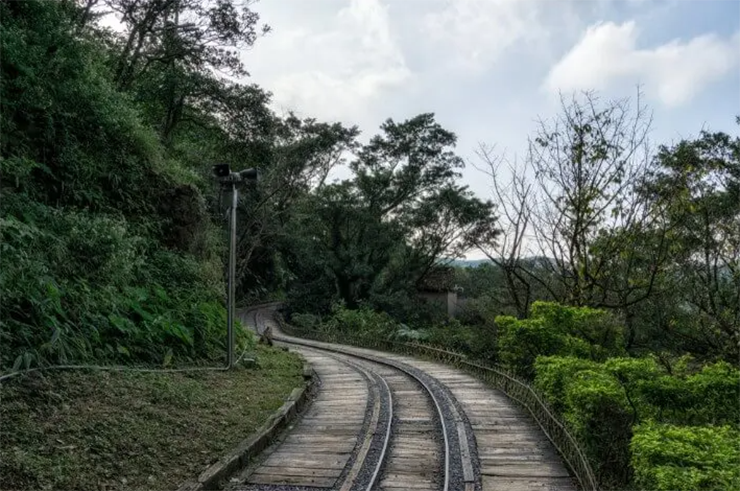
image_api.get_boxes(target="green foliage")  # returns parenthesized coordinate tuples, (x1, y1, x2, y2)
(0, 192, 242, 368)
(455, 294, 500, 326)
(422, 319, 498, 361)
(0, 0, 169, 214)
(638, 361, 740, 426)
(631, 423, 740, 491)
(394, 324, 430, 342)
(322, 305, 399, 342)
(281, 113, 498, 313)
(290, 313, 322, 330)
(645, 128, 740, 359)
(535, 355, 740, 487)
(534, 357, 601, 413)
(534, 355, 653, 485)
(496, 302, 624, 378)
(0, 0, 232, 370)
(562, 367, 635, 486)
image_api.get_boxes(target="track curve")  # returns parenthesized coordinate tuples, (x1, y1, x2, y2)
(236, 307, 578, 491)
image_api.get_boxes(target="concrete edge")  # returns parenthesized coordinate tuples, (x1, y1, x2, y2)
(175, 363, 317, 491)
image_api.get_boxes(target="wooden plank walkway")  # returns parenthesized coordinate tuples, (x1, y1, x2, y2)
(290, 343, 577, 491)
(239, 309, 578, 491)
(245, 350, 369, 488)
(409, 365, 575, 491)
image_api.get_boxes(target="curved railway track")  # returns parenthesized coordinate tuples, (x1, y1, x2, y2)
(232, 308, 576, 491)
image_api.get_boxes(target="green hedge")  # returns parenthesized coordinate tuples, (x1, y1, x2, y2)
(496, 302, 625, 378)
(534, 355, 740, 489)
(631, 423, 740, 491)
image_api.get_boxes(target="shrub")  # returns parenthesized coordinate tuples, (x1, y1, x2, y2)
(637, 361, 740, 426)
(534, 356, 661, 486)
(534, 356, 600, 412)
(0, 193, 231, 369)
(496, 302, 625, 378)
(562, 367, 635, 486)
(393, 324, 430, 342)
(420, 319, 498, 361)
(290, 313, 321, 330)
(631, 423, 740, 491)
(323, 305, 398, 342)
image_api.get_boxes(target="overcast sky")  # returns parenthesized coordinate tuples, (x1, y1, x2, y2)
(237, 0, 738, 259)
(241, 1, 738, 162)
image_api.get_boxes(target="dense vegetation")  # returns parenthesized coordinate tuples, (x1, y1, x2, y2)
(1, 1, 737, 490)
(0, 0, 355, 369)
(284, 92, 740, 490)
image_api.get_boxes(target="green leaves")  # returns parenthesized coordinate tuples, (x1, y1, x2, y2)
(640, 126, 740, 359)
(631, 423, 740, 491)
(534, 354, 740, 489)
(495, 302, 624, 378)
(282, 114, 497, 314)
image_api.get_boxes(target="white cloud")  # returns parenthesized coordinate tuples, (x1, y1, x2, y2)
(544, 21, 740, 107)
(422, 0, 544, 70)
(246, 0, 412, 125)
(420, 0, 632, 71)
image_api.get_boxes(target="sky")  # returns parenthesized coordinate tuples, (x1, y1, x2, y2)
(238, 0, 739, 258)
(241, 1, 738, 157)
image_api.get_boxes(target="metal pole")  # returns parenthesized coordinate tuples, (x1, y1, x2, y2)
(227, 182, 237, 368)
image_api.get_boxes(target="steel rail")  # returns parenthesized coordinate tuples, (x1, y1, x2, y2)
(367, 372, 393, 491)
(276, 334, 451, 491)
(306, 348, 394, 491)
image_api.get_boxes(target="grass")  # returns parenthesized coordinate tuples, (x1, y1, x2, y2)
(0, 344, 305, 491)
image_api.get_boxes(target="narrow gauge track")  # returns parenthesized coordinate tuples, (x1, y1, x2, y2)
(238, 308, 574, 491)
(270, 338, 478, 491)
(231, 311, 458, 491)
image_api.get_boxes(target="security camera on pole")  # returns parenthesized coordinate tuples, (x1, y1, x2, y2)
(212, 164, 259, 368)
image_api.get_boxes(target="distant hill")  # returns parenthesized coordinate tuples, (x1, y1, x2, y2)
(445, 259, 492, 268)
(443, 256, 557, 269)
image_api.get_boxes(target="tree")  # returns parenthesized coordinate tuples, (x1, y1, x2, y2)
(284, 114, 499, 313)
(642, 126, 740, 359)
(234, 116, 360, 300)
(95, 0, 268, 142)
(473, 147, 539, 318)
(476, 90, 669, 321)
(103, 0, 268, 89)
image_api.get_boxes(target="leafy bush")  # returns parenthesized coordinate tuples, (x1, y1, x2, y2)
(538, 357, 664, 486)
(0, 197, 237, 369)
(0, 0, 234, 371)
(534, 355, 740, 488)
(393, 324, 430, 342)
(420, 319, 498, 361)
(290, 313, 322, 330)
(454, 295, 498, 327)
(423, 319, 476, 353)
(496, 302, 625, 378)
(368, 291, 448, 327)
(637, 361, 740, 426)
(534, 356, 601, 412)
(631, 423, 740, 491)
(535, 356, 656, 485)
(322, 305, 398, 342)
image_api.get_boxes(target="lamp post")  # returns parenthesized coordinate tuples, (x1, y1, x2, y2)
(212, 164, 258, 368)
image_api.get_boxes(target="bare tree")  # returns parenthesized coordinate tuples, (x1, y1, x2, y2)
(476, 89, 670, 321)
(472, 146, 541, 318)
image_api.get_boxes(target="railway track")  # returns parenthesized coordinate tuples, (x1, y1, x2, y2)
(232, 308, 576, 491)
